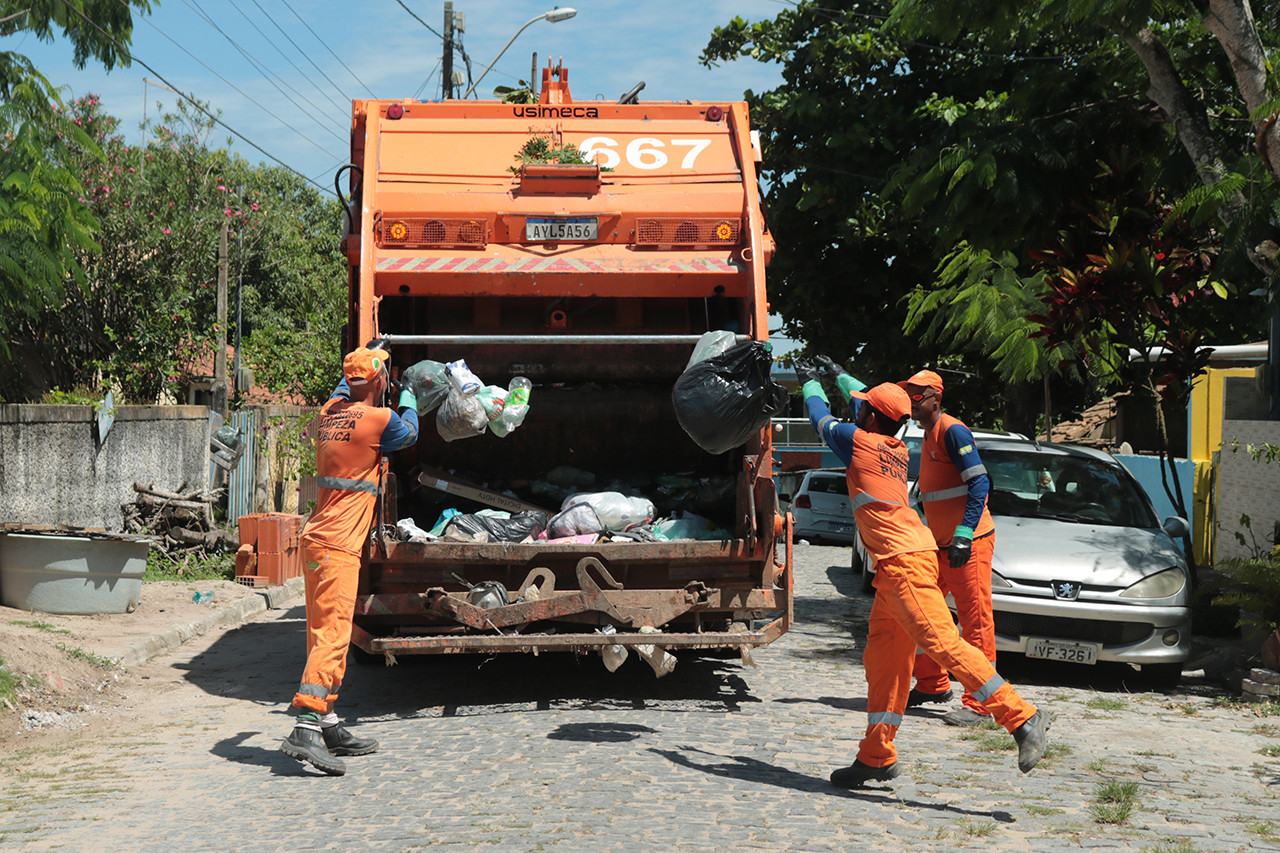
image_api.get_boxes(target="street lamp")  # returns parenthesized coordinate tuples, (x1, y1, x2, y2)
(462, 7, 577, 99)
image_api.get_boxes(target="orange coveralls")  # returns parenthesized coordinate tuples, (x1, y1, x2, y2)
(850, 428, 1036, 768)
(912, 412, 998, 715)
(291, 389, 411, 714)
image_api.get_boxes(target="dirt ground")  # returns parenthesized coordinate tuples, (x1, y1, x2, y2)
(0, 579, 265, 749)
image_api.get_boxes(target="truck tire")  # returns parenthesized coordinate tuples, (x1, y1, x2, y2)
(860, 563, 875, 595)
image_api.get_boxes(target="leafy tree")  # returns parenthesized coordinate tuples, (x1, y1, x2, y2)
(0, 95, 345, 404)
(0, 0, 151, 374)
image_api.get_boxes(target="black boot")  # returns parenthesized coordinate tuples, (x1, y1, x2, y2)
(1013, 710, 1051, 773)
(905, 688, 952, 708)
(281, 726, 346, 776)
(830, 759, 901, 788)
(323, 723, 379, 756)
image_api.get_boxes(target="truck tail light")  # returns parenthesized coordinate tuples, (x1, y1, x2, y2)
(633, 218, 741, 247)
(377, 216, 488, 248)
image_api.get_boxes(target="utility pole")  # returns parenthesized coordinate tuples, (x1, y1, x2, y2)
(442, 2, 454, 99)
(213, 221, 229, 416)
(233, 185, 244, 406)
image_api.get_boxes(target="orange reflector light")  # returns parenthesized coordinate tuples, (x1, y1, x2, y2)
(634, 218, 742, 247)
(377, 216, 488, 248)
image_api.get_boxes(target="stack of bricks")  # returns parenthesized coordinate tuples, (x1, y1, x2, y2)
(1242, 668, 1280, 703)
(235, 512, 305, 587)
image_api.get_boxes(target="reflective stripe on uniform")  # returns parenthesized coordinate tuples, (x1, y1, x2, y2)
(297, 682, 329, 698)
(851, 492, 903, 509)
(958, 463, 987, 482)
(316, 476, 379, 494)
(973, 673, 1005, 704)
(817, 414, 838, 434)
(867, 710, 903, 727)
(919, 484, 968, 503)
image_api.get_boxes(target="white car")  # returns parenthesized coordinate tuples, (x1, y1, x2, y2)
(785, 469, 857, 545)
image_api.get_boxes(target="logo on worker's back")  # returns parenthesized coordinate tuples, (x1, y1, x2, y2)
(513, 105, 600, 118)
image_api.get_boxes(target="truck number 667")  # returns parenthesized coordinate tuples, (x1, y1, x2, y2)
(578, 137, 712, 171)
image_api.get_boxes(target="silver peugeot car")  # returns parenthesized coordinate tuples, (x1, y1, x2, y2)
(976, 436, 1192, 687)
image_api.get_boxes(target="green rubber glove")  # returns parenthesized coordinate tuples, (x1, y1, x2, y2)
(398, 387, 417, 411)
(801, 380, 828, 405)
(835, 373, 867, 397)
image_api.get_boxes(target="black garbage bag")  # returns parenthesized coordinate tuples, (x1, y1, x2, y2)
(672, 341, 787, 455)
(444, 510, 548, 543)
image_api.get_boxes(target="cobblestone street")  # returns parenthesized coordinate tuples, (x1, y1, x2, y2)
(2, 545, 1278, 852)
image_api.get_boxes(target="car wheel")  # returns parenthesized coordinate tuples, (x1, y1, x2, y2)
(1139, 662, 1182, 689)
(860, 564, 875, 595)
(851, 546, 864, 574)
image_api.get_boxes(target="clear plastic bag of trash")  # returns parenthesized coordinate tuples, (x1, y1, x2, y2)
(445, 359, 482, 395)
(651, 511, 730, 541)
(401, 359, 450, 415)
(560, 491, 655, 533)
(436, 384, 489, 442)
(395, 517, 435, 543)
(599, 624, 628, 672)
(546, 503, 604, 538)
(477, 385, 508, 433)
(685, 330, 740, 370)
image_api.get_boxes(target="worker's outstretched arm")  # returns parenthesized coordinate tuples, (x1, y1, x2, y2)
(796, 360, 857, 467)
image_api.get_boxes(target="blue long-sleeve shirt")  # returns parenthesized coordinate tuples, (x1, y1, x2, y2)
(329, 378, 418, 451)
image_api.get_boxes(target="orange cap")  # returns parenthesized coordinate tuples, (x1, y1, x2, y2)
(897, 369, 944, 394)
(851, 382, 911, 422)
(343, 347, 389, 385)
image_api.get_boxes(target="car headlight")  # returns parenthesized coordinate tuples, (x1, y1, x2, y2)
(1118, 567, 1186, 599)
(991, 570, 1012, 589)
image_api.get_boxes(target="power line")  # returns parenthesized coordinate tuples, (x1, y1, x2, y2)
(281, 0, 376, 97)
(393, 0, 444, 40)
(184, 0, 348, 146)
(58, 0, 333, 195)
(413, 58, 442, 101)
(227, 0, 349, 115)
(247, 0, 352, 108)
(121, 1, 338, 162)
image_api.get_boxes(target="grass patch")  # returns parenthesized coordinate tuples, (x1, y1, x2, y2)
(0, 658, 17, 706)
(10, 619, 71, 634)
(1145, 841, 1198, 853)
(1091, 780, 1139, 824)
(1259, 743, 1280, 758)
(144, 548, 235, 582)
(956, 818, 997, 837)
(1252, 723, 1280, 737)
(55, 643, 118, 670)
(1086, 696, 1127, 711)
(1247, 821, 1280, 843)
(1209, 696, 1280, 715)
(1024, 804, 1064, 816)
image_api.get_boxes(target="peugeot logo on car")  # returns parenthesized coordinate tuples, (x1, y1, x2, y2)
(1053, 581, 1082, 601)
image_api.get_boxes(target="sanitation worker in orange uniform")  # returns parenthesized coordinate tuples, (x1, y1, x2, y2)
(280, 343, 418, 776)
(796, 360, 1049, 786)
(897, 368, 1000, 727)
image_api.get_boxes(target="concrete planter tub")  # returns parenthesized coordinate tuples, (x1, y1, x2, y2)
(0, 533, 147, 614)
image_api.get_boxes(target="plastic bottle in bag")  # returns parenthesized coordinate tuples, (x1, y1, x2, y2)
(445, 359, 481, 395)
(490, 376, 532, 437)
(478, 385, 507, 429)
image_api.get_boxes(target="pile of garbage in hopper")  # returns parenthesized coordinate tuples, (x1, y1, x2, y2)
(393, 465, 736, 546)
(392, 332, 788, 546)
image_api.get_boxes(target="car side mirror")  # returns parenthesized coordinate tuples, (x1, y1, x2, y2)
(1161, 516, 1190, 538)
(778, 493, 791, 503)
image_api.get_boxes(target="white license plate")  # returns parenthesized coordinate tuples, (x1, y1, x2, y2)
(1026, 638, 1100, 665)
(526, 217, 598, 241)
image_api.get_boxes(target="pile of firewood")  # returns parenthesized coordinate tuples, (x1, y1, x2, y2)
(122, 481, 238, 556)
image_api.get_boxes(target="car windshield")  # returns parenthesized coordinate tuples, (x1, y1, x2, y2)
(980, 447, 1159, 528)
(904, 436, 921, 481)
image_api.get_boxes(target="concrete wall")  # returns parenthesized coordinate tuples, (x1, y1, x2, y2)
(0, 404, 210, 532)
(1214, 419, 1280, 562)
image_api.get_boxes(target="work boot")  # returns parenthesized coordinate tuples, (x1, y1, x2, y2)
(1013, 710, 1051, 774)
(906, 687, 952, 708)
(323, 723, 379, 756)
(829, 760, 901, 788)
(281, 726, 346, 776)
(942, 707, 991, 727)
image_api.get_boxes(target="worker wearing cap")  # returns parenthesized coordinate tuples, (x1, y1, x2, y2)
(280, 343, 418, 776)
(796, 359, 1048, 786)
(898, 369, 999, 727)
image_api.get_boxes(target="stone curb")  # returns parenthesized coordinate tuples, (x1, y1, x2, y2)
(108, 576, 306, 669)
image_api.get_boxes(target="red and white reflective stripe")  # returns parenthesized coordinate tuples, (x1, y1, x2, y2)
(376, 256, 743, 274)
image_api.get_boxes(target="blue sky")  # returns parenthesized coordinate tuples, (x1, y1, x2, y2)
(12, 0, 788, 190)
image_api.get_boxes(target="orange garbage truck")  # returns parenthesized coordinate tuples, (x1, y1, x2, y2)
(338, 63, 792, 669)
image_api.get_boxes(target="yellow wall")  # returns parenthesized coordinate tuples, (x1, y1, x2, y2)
(1189, 366, 1259, 462)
